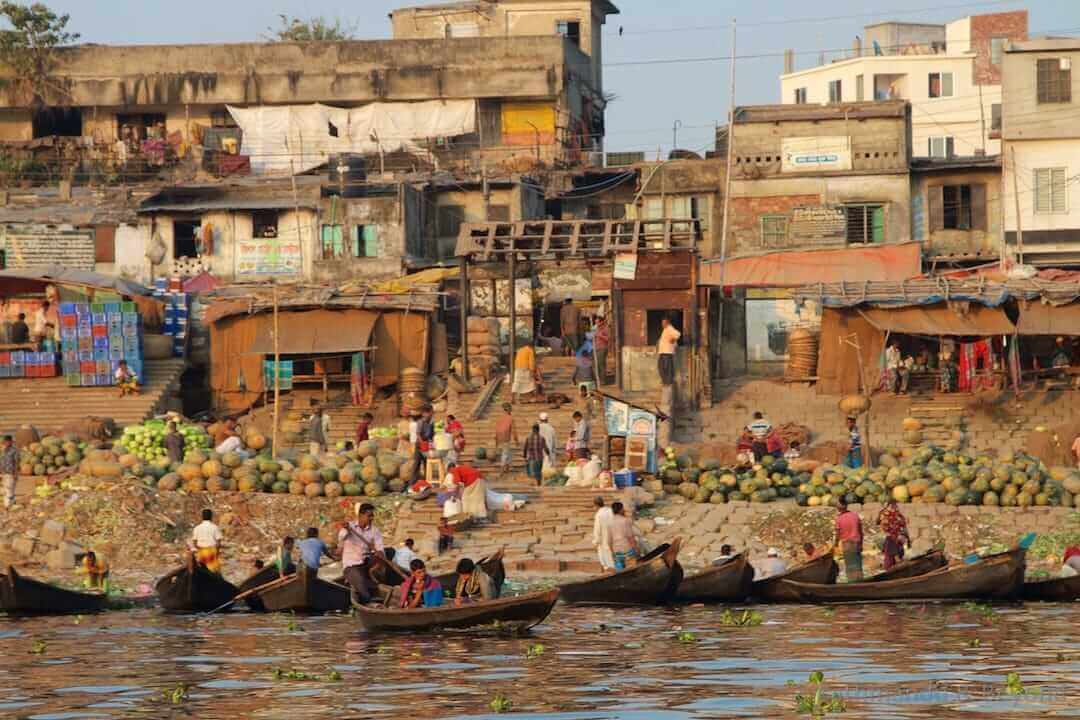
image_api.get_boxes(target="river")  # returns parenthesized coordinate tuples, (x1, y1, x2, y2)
(1, 600, 1078, 719)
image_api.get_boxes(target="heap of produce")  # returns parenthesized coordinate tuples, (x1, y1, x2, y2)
(19, 435, 87, 476)
(656, 445, 1080, 508)
(115, 420, 212, 463)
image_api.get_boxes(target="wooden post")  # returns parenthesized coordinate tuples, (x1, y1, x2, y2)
(460, 256, 470, 381)
(271, 282, 280, 460)
(613, 287, 624, 390)
(689, 253, 699, 408)
(508, 244, 517, 389)
(1010, 146, 1023, 265)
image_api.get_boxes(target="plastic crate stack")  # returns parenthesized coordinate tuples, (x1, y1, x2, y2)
(58, 301, 143, 387)
(155, 276, 189, 357)
(0, 350, 56, 378)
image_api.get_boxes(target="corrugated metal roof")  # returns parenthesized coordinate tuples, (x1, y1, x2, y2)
(138, 178, 322, 214)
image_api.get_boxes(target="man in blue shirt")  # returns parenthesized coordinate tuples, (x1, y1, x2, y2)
(297, 527, 333, 570)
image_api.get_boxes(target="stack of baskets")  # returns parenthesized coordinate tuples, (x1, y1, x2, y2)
(464, 316, 502, 383)
(785, 328, 819, 380)
(400, 367, 428, 414)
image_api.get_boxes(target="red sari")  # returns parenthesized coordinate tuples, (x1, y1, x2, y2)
(878, 503, 910, 570)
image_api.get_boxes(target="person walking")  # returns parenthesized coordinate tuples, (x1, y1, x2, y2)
(337, 503, 388, 605)
(512, 343, 537, 402)
(845, 416, 863, 469)
(537, 412, 557, 471)
(877, 499, 911, 570)
(560, 298, 581, 355)
(835, 498, 864, 582)
(494, 403, 518, 475)
(1, 435, 19, 509)
(591, 496, 615, 571)
(593, 316, 610, 385)
(410, 406, 435, 485)
(571, 346, 593, 387)
(572, 410, 591, 460)
(523, 423, 548, 486)
(656, 315, 681, 387)
(308, 408, 330, 456)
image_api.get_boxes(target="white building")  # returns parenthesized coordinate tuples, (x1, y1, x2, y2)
(780, 11, 1028, 159)
(1002, 39, 1080, 266)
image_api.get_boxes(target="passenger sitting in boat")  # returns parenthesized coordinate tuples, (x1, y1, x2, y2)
(454, 558, 496, 606)
(1061, 546, 1080, 578)
(79, 550, 109, 591)
(755, 548, 788, 579)
(394, 538, 419, 571)
(269, 536, 297, 578)
(400, 559, 444, 609)
(298, 527, 333, 571)
(191, 508, 224, 574)
(608, 502, 640, 571)
(712, 544, 735, 566)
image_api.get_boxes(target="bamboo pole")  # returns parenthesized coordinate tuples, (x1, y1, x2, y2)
(272, 282, 280, 460)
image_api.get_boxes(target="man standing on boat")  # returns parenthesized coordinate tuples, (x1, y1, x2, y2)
(338, 503, 387, 605)
(191, 508, 224, 574)
(835, 498, 864, 581)
(591, 496, 615, 571)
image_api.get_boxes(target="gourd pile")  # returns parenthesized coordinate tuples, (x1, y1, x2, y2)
(115, 420, 214, 463)
(19, 435, 87, 476)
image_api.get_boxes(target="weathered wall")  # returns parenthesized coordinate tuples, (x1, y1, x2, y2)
(970, 11, 1028, 86)
(912, 166, 1001, 260)
(95, 223, 151, 283)
(313, 190, 409, 282)
(1002, 43, 1080, 142)
(0, 109, 32, 141)
(1003, 138, 1080, 254)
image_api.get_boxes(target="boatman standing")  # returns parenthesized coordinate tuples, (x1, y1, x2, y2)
(191, 508, 224, 574)
(835, 498, 864, 582)
(338, 502, 388, 605)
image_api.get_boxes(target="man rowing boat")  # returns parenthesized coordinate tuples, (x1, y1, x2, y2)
(454, 558, 496, 606)
(338, 503, 390, 604)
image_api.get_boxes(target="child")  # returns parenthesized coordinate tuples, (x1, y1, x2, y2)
(115, 360, 140, 397)
(437, 517, 454, 554)
(565, 430, 576, 463)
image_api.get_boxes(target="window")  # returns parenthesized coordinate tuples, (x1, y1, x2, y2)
(321, 224, 344, 259)
(354, 225, 379, 257)
(586, 203, 627, 220)
(690, 196, 710, 231)
(446, 22, 479, 38)
(437, 205, 465, 237)
(116, 113, 166, 141)
(760, 215, 788, 247)
(252, 210, 279, 238)
(1037, 58, 1072, 104)
(32, 107, 82, 138)
(173, 220, 200, 259)
(670, 197, 690, 219)
(943, 185, 972, 230)
(487, 204, 510, 222)
(844, 204, 885, 243)
(794, 87, 807, 104)
(990, 37, 1006, 67)
(928, 136, 955, 159)
(930, 184, 987, 231)
(828, 80, 842, 103)
(556, 20, 581, 47)
(646, 310, 683, 346)
(856, 75, 864, 102)
(1034, 167, 1068, 214)
(928, 72, 954, 98)
(991, 103, 1002, 133)
(644, 197, 663, 219)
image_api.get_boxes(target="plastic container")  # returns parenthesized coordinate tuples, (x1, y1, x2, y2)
(613, 469, 641, 489)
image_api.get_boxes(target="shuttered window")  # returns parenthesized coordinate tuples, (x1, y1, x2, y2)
(928, 184, 988, 232)
(844, 204, 885, 243)
(94, 225, 116, 263)
(1037, 58, 1072, 104)
(1034, 167, 1068, 214)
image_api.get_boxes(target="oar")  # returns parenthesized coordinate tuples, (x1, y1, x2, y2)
(201, 573, 296, 616)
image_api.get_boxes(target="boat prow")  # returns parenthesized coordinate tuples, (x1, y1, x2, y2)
(558, 538, 683, 605)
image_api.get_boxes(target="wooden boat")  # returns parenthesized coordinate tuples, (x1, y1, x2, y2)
(865, 549, 948, 583)
(1022, 573, 1080, 602)
(673, 552, 753, 603)
(751, 553, 839, 602)
(559, 539, 682, 605)
(247, 564, 351, 613)
(782, 547, 1027, 603)
(235, 565, 294, 611)
(155, 554, 239, 613)
(435, 548, 507, 598)
(353, 588, 559, 633)
(0, 566, 106, 615)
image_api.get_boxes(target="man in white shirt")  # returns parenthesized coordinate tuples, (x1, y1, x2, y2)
(394, 538, 419, 571)
(337, 502, 387, 604)
(191, 508, 224, 574)
(591, 496, 615, 571)
(537, 412, 557, 471)
(712, 544, 736, 566)
(215, 434, 249, 459)
(656, 315, 681, 387)
(754, 547, 788, 579)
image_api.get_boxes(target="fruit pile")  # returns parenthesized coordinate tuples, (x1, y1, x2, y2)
(657, 448, 799, 505)
(19, 435, 86, 476)
(115, 420, 212, 463)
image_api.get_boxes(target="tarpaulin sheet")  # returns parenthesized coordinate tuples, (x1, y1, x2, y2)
(700, 242, 922, 288)
(228, 101, 477, 175)
(247, 309, 378, 354)
(1016, 302, 1080, 335)
(859, 305, 1016, 336)
(0, 266, 153, 297)
(816, 308, 885, 396)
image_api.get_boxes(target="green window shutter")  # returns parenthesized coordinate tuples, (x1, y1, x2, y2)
(871, 206, 885, 242)
(363, 226, 379, 257)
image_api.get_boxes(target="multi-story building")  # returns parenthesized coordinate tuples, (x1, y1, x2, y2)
(1002, 39, 1080, 266)
(780, 11, 1027, 158)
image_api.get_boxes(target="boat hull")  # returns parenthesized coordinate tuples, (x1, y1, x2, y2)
(751, 554, 839, 602)
(354, 589, 559, 632)
(674, 553, 753, 603)
(1021, 573, 1080, 602)
(0, 566, 106, 615)
(254, 564, 351, 613)
(865, 550, 947, 583)
(559, 540, 682, 605)
(155, 556, 238, 613)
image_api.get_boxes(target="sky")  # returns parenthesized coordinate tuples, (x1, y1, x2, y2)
(36, 0, 1080, 156)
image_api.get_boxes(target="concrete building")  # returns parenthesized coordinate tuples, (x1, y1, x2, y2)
(1002, 39, 1080, 265)
(780, 11, 1027, 158)
(911, 156, 1002, 265)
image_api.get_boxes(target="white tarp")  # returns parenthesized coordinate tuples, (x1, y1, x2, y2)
(227, 101, 477, 175)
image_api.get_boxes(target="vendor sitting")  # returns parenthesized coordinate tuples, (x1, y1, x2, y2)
(114, 360, 140, 397)
(1051, 336, 1072, 369)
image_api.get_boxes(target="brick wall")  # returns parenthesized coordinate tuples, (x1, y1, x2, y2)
(971, 11, 1028, 86)
(729, 194, 820, 254)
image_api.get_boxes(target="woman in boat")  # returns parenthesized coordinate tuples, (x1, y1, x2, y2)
(268, 536, 297, 578)
(876, 499, 911, 570)
(454, 558, 496, 606)
(79, 550, 110, 591)
(400, 559, 444, 609)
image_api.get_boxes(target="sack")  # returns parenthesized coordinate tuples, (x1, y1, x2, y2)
(443, 497, 463, 518)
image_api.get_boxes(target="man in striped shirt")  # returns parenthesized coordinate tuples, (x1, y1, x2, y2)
(747, 412, 772, 462)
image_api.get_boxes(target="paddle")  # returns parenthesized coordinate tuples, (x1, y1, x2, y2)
(201, 573, 295, 616)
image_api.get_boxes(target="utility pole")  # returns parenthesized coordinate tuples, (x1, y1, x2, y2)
(1011, 146, 1023, 266)
(672, 119, 682, 152)
(718, 18, 737, 288)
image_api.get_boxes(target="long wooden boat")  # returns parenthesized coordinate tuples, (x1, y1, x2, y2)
(249, 564, 351, 613)
(1022, 573, 1080, 601)
(435, 548, 507, 598)
(353, 588, 560, 633)
(235, 565, 294, 611)
(0, 566, 106, 615)
(155, 554, 239, 613)
(782, 547, 1027, 603)
(751, 553, 839, 602)
(673, 552, 753, 604)
(865, 549, 948, 583)
(559, 539, 682, 605)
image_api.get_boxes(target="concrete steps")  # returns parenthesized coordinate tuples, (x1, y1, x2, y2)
(0, 359, 187, 433)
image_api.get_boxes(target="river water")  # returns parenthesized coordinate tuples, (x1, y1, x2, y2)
(1, 600, 1078, 719)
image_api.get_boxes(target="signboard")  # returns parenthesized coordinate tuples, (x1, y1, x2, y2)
(613, 252, 638, 280)
(604, 398, 630, 435)
(1, 227, 94, 270)
(781, 136, 852, 173)
(627, 408, 658, 473)
(790, 205, 847, 244)
(236, 238, 302, 275)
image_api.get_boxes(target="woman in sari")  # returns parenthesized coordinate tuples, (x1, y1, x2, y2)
(399, 559, 444, 609)
(876, 499, 911, 570)
(453, 464, 489, 520)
